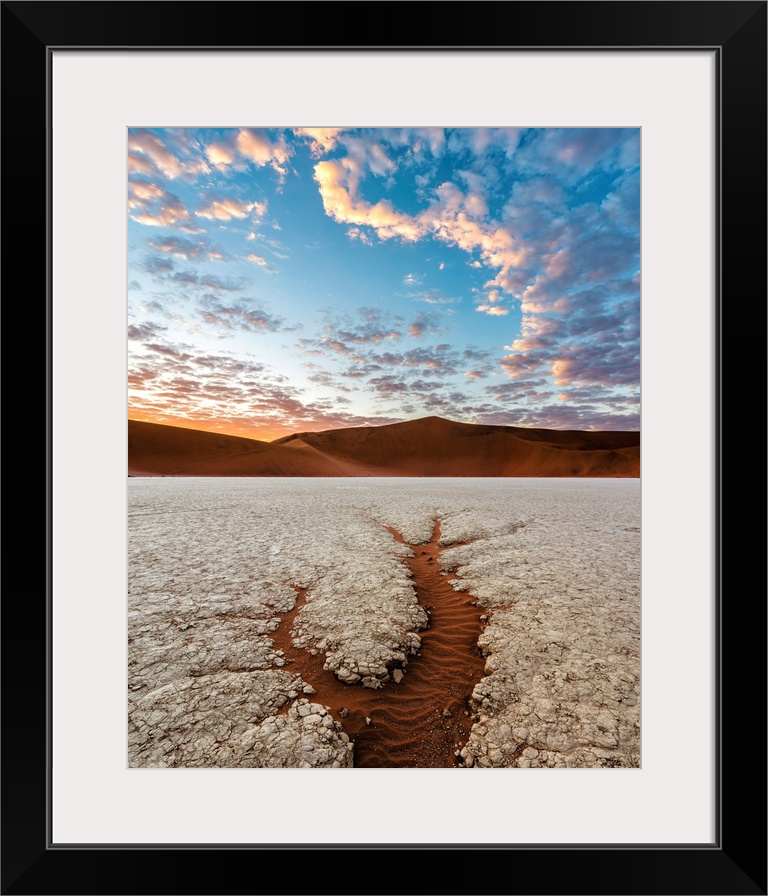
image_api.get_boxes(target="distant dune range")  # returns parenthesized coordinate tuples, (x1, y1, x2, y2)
(128, 416, 640, 477)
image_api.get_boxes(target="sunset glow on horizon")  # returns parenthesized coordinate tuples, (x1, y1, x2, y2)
(128, 127, 640, 441)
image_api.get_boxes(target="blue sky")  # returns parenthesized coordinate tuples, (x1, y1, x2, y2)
(128, 127, 640, 441)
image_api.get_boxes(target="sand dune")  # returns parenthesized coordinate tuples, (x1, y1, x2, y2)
(128, 416, 640, 477)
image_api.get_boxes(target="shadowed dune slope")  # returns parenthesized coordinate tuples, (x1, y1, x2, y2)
(128, 420, 269, 476)
(128, 420, 380, 477)
(129, 416, 639, 477)
(273, 416, 640, 477)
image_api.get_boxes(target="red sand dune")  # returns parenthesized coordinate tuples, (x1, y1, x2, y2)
(128, 416, 640, 478)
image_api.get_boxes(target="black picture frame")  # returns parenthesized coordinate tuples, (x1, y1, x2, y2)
(3, 3, 765, 894)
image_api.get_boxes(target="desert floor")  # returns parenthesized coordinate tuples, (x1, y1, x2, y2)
(128, 477, 640, 769)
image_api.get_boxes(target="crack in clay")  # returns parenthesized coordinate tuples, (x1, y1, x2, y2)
(268, 518, 489, 767)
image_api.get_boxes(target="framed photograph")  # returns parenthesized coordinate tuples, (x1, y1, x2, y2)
(4, 2, 765, 894)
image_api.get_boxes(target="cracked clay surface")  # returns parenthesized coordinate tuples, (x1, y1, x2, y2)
(128, 478, 639, 768)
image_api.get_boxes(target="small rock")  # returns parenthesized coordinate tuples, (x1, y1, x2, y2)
(365, 717, 371, 726)
(442, 709, 453, 718)
(302, 685, 316, 695)
(339, 707, 348, 718)
(392, 669, 404, 684)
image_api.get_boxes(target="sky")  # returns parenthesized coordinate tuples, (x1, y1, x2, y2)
(128, 127, 640, 442)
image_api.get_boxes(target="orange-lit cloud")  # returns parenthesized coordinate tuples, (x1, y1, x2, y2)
(205, 142, 236, 167)
(127, 129, 210, 181)
(314, 157, 528, 297)
(196, 198, 266, 221)
(128, 179, 200, 229)
(236, 129, 291, 176)
(476, 305, 509, 316)
(293, 127, 344, 157)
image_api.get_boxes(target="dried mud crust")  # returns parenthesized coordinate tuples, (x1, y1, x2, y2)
(268, 520, 488, 767)
(128, 478, 640, 768)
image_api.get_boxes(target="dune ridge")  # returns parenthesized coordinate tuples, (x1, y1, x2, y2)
(128, 416, 640, 478)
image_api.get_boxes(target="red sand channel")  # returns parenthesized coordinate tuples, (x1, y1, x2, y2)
(269, 519, 488, 768)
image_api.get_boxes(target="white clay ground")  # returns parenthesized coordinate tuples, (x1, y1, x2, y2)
(128, 478, 640, 769)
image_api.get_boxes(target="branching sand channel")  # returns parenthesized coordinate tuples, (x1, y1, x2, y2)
(269, 519, 487, 767)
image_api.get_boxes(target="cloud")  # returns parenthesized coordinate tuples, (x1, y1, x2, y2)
(485, 379, 548, 398)
(147, 235, 227, 262)
(129, 338, 407, 438)
(346, 227, 373, 245)
(197, 129, 294, 179)
(137, 255, 244, 294)
(198, 297, 287, 333)
(476, 304, 509, 316)
(306, 370, 355, 394)
(128, 181, 165, 204)
(205, 139, 237, 168)
(462, 347, 491, 361)
(129, 182, 193, 228)
(128, 130, 186, 179)
(549, 342, 640, 389)
(510, 128, 639, 188)
(314, 150, 530, 296)
(127, 321, 167, 341)
(316, 308, 405, 351)
(293, 127, 345, 156)
(139, 254, 175, 276)
(128, 152, 155, 176)
(487, 400, 640, 432)
(368, 376, 443, 396)
(144, 342, 194, 361)
(447, 128, 522, 157)
(407, 311, 443, 339)
(418, 290, 461, 305)
(196, 198, 267, 222)
(314, 159, 426, 242)
(236, 129, 291, 177)
(127, 129, 210, 181)
(314, 156, 530, 300)
(401, 346, 458, 376)
(129, 128, 640, 434)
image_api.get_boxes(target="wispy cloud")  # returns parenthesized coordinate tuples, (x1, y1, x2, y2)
(476, 305, 509, 316)
(128, 127, 640, 435)
(236, 129, 291, 177)
(128, 129, 209, 181)
(198, 296, 289, 334)
(293, 127, 345, 157)
(196, 198, 267, 222)
(129, 182, 193, 228)
(346, 227, 373, 245)
(147, 235, 227, 262)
